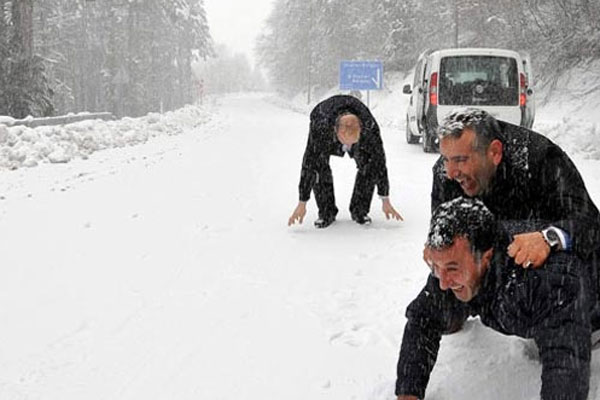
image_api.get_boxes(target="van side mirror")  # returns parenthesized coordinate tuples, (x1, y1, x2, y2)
(527, 88, 534, 96)
(403, 84, 412, 94)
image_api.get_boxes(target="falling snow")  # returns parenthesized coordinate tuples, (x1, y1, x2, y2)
(0, 73, 599, 399)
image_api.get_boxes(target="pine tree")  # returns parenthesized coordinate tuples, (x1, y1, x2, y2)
(0, 0, 54, 118)
(27, 0, 212, 117)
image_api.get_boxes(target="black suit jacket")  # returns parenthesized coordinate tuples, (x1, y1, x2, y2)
(431, 121, 600, 260)
(298, 95, 390, 201)
(396, 232, 593, 400)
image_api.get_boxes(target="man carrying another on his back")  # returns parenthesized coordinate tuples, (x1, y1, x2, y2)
(396, 197, 599, 400)
(429, 108, 600, 332)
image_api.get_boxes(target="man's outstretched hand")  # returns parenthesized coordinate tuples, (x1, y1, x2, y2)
(382, 197, 404, 221)
(288, 201, 307, 226)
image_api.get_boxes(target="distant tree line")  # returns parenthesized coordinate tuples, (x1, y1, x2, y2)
(1, 0, 213, 118)
(193, 44, 267, 95)
(257, 0, 600, 96)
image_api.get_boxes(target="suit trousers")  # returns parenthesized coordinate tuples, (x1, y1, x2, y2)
(313, 162, 376, 220)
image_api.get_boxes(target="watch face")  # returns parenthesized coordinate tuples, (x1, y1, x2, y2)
(546, 229, 559, 242)
(544, 229, 560, 247)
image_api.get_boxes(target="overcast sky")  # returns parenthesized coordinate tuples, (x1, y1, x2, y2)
(203, 0, 274, 66)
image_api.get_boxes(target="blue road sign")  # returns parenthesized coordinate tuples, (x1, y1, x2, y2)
(339, 61, 383, 91)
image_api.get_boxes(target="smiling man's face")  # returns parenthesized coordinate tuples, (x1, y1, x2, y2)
(439, 128, 502, 197)
(427, 236, 491, 302)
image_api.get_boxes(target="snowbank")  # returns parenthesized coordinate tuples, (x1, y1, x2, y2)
(533, 59, 600, 159)
(0, 104, 212, 171)
(535, 117, 600, 160)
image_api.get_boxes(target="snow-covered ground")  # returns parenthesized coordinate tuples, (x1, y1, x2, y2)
(0, 81, 599, 399)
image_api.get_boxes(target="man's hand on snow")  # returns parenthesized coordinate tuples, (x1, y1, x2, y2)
(288, 201, 307, 226)
(382, 197, 403, 221)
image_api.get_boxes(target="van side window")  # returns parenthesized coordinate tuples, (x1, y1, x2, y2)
(413, 60, 423, 88)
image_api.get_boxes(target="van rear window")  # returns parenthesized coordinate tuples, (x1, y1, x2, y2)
(439, 56, 519, 106)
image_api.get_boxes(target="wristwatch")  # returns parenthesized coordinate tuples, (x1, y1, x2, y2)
(542, 227, 562, 251)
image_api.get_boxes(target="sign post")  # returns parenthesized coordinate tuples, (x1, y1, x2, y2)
(339, 61, 383, 107)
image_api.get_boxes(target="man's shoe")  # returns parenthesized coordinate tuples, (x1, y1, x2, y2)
(314, 216, 335, 229)
(352, 214, 372, 225)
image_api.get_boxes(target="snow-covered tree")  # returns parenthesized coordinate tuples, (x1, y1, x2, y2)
(30, 0, 213, 117)
(0, 0, 54, 118)
(258, 0, 600, 97)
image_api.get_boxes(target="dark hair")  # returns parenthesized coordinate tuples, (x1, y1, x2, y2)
(437, 108, 503, 152)
(427, 197, 497, 255)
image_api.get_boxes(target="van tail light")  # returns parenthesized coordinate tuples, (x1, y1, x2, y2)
(430, 72, 438, 106)
(520, 73, 527, 107)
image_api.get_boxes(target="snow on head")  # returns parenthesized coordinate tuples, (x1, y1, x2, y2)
(438, 108, 492, 138)
(427, 197, 497, 253)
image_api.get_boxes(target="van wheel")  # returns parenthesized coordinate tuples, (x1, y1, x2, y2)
(422, 129, 437, 153)
(406, 119, 419, 144)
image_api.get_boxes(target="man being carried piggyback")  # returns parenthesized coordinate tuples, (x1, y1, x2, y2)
(395, 197, 599, 400)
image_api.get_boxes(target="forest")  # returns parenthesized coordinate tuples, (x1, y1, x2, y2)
(257, 0, 600, 97)
(1, 0, 599, 118)
(0, 0, 212, 118)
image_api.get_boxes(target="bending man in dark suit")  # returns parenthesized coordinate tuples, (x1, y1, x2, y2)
(288, 95, 402, 228)
(396, 197, 599, 400)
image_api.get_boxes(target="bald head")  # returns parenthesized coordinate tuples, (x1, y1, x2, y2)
(335, 113, 361, 146)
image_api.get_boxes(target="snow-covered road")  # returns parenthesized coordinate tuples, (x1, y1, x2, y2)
(0, 94, 599, 399)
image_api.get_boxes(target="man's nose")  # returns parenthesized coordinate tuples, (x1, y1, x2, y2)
(446, 163, 460, 180)
(437, 271, 451, 291)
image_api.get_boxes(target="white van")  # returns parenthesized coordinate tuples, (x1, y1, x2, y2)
(403, 48, 535, 152)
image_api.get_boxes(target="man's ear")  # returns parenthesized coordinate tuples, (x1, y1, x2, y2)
(481, 247, 494, 268)
(488, 139, 503, 166)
